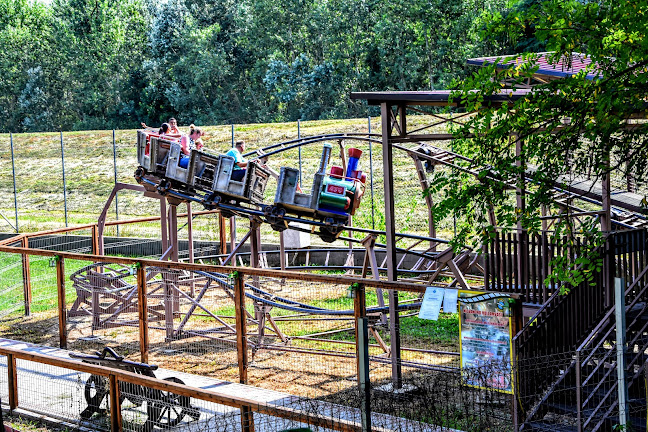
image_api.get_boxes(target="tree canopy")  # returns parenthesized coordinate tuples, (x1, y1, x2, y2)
(0, 0, 507, 132)
(427, 0, 648, 284)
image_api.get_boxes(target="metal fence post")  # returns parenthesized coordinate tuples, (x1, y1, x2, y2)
(112, 130, 120, 236)
(231, 124, 235, 148)
(615, 277, 628, 427)
(575, 351, 582, 432)
(368, 117, 375, 230)
(60, 131, 68, 227)
(10, 132, 19, 232)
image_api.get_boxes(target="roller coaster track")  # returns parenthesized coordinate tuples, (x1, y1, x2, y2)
(246, 132, 647, 230)
(137, 131, 647, 288)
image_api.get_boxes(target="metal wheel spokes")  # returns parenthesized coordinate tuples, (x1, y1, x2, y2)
(81, 374, 108, 419)
(146, 377, 199, 428)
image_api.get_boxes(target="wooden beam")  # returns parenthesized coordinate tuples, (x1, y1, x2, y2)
(0, 345, 389, 432)
(7, 353, 17, 410)
(91, 224, 100, 256)
(235, 273, 255, 432)
(20, 237, 31, 316)
(0, 244, 518, 296)
(381, 102, 403, 388)
(109, 374, 123, 432)
(219, 213, 227, 255)
(56, 257, 67, 349)
(137, 265, 149, 364)
(234, 273, 249, 384)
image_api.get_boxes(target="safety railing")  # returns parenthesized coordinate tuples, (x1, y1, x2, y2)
(0, 344, 375, 432)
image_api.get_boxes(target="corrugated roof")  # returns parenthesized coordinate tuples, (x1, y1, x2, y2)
(466, 52, 599, 80)
(350, 89, 533, 106)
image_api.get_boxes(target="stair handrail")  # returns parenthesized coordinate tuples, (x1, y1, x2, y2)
(511, 286, 562, 347)
(576, 259, 648, 353)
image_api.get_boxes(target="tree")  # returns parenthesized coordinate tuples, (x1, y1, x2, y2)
(0, 0, 57, 132)
(429, 0, 648, 283)
(51, 0, 149, 130)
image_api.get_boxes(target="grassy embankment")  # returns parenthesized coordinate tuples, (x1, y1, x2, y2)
(0, 116, 459, 345)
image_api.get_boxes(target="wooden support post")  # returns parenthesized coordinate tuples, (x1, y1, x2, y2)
(160, 198, 168, 254)
(234, 273, 248, 384)
(168, 203, 179, 263)
(361, 235, 386, 324)
(187, 203, 195, 296)
(510, 297, 523, 432)
(345, 215, 354, 272)
(20, 237, 31, 316)
(602, 159, 612, 307)
(234, 272, 255, 432)
(137, 264, 149, 364)
(230, 217, 237, 265)
(56, 257, 67, 349)
(91, 225, 99, 255)
(397, 104, 407, 137)
(109, 374, 123, 432)
(279, 231, 286, 271)
(353, 283, 371, 432)
(219, 213, 227, 255)
(240, 405, 255, 432)
(250, 220, 261, 287)
(514, 133, 528, 296)
(187, 202, 195, 264)
(381, 102, 402, 388)
(7, 353, 17, 410)
(410, 155, 436, 249)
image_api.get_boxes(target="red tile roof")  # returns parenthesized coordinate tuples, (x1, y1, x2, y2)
(467, 52, 599, 80)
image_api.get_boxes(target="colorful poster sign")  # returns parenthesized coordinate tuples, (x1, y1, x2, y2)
(458, 291, 513, 393)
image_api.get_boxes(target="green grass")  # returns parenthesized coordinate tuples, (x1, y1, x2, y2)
(0, 253, 96, 315)
(0, 115, 457, 239)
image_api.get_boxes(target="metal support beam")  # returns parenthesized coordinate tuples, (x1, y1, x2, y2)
(615, 277, 629, 427)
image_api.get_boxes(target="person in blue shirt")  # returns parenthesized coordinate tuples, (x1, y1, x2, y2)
(225, 140, 248, 181)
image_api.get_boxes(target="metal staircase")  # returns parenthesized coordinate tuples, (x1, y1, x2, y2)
(512, 230, 648, 431)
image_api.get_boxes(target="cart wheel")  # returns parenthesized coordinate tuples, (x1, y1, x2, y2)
(120, 381, 146, 407)
(82, 375, 108, 418)
(145, 377, 199, 428)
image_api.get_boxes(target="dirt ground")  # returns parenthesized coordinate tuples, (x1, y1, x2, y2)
(0, 305, 456, 401)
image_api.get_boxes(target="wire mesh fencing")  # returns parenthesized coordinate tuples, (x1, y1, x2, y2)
(0, 251, 26, 319)
(513, 348, 647, 432)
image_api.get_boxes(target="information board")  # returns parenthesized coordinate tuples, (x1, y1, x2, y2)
(458, 291, 514, 394)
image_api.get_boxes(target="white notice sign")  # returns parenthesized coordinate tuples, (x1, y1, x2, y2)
(419, 287, 445, 320)
(443, 288, 458, 313)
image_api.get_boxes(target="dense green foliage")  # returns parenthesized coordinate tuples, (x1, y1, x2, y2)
(1, 0, 508, 132)
(429, 0, 647, 285)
